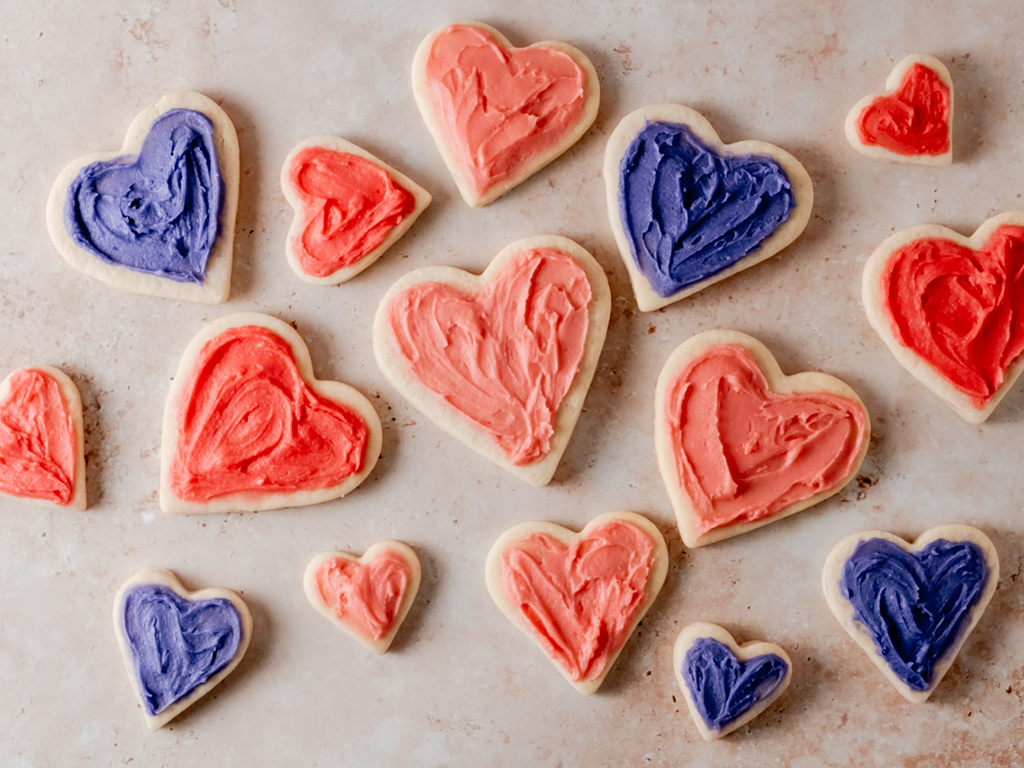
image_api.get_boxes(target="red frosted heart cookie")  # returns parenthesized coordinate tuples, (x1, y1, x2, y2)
(0, 366, 86, 509)
(373, 235, 610, 486)
(304, 542, 422, 654)
(412, 21, 600, 207)
(655, 331, 870, 547)
(863, 211, 1024, 422)
(845, 55, 953, 165)
(485, 511, 668, 694)
(281, 136, 431, 285)
(161, 313, 382, 513)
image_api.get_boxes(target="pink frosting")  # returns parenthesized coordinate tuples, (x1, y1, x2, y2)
(387, 248, 591, 465)
(315, 551, 412, 641)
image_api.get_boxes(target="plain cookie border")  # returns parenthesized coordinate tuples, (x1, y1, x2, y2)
(159, 312, 383, 513)
(412, 20, 600, 208)
(112, 568, 253, 731)
(654, 330, 871, 548)
(280, 136, 432, 285)
(603, 104, 814, 312)
(484, 510, 668, 696)
(372, 234, 610, 487)
(822, 524, 999, 704)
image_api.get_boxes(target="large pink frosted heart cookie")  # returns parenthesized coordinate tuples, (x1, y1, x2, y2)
(412, 21, 600, 207)
(281, 136, 432, 285)
(304, 542, 422, 654)
(0, 366, 86, 510)
(655, 331, 870, 547)
(161, 313, 382, 513)
(486, 511, 668, 694)
(373, 236, 610, 486)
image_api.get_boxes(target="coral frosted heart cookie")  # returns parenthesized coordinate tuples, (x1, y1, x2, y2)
(160, 313, 382, 513)
(47, 92, 239, 303)
(486, 511, 668, 695)
(304, 542, 421, 654)
(823, 525, 998, 703)
(113, 569, 252, 730)
(281, 136, 431, 285)
(846, 55, 953, 165)
(373, 235, 610, 486)
(605, 104, 813, 312)
(656, 331, 870, 547)
(412, 21, 600, 207)
(863, 212, 1024, 423)
(0, 366, 86, 510)
(674, 623, 792, 741)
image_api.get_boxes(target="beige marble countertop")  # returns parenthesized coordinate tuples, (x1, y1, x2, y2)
(1, 1, 1022, 765)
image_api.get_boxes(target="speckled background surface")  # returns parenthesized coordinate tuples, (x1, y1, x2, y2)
(1, 1, 1022, 766)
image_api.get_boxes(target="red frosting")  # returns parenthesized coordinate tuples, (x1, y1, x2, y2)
(666, 345, 867, 536)
(501, 521, 655, 683)
(856, 62, 951, 156)
(314, 551, 412, 641)
(881, 225, 1024, 406)
(387, 248, 591, 465)
(0, 369, 76, 506)
(423, 24, 587, 197)
(170, 325, 370, 502)
(287, 146, 415, 277)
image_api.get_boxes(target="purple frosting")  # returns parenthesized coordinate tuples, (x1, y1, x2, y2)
(121, 583, 242, 716)
(64, 108, 222, 284)
(840, 538, 989, 691)
(618, 120, 795, 298)
(682, 637, 788, 732)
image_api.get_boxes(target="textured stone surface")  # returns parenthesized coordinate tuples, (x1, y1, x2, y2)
(1, 1, 1021, 765)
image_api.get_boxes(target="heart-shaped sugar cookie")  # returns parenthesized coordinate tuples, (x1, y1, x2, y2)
(413, 21, 600, 207)
(845, 55, 953, 165)
(281, 136, 431, 285)
(486, 511, 668, 695)
(304, 542, 421, 654)
(113, 568, 252, 730)
(605, 104, 813, 311)
(47, 92, 239, 303)
(373, 235, 610, 486)
(656, 331, 870, 547)
(674, 622, 792, 741)
(823, 525, 998, 703)
(0, 366, 86, 510)
(863, 211, 1024, 422)
(161, 313, 382, 513)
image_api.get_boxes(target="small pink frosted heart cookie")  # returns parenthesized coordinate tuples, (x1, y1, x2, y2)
(656, 331, 870, 547)
(304, 542, 422, 654)
(0, 366, 86, 510)
(281, 136, 431, 285)
(485, 511, 668, 695)
(412, 21, 600, 207)
(373, 235, 610, 486)
(161, 313, 382, 513)
(845, 55, 953, 165)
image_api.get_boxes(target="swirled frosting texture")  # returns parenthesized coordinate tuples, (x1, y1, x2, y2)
(315, 552, 412, 641)
(64, 109, 222, 283)
(287, 147, 415, 277)
(619, 121, 795, 297)
(170, 325, 370, 502)
(121, 584, 242, 716)
(0, 369, 76, 505)
(423, 24, 587, 197)
(387, 249, 591, 465)
(666, 345, 866, 535)
(856, 63, 951, 156)
(881, 225, 1024, 406)
(683, 638, 789, 732)
(840, 538, 989, 691)
(501, 521, 655, 682)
